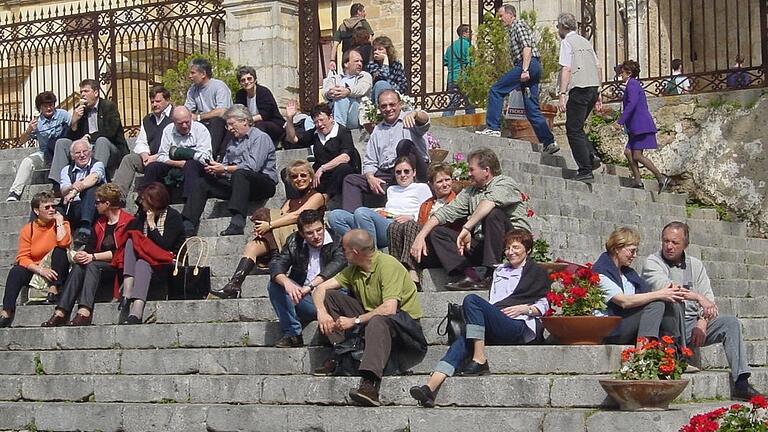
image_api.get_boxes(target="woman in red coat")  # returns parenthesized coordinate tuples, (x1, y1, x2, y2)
(42, 183, 134, 327)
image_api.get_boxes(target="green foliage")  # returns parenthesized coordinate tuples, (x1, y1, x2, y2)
(25, 421, 38, 432)
(530, 238, 552, 263)
(519, 10, 559, 83)
(455, 13, 510, 108)
(33, 353, 45, 376)
(160, 52, 240, 106)
(586, 112, 626, 165)
(686, 198, 732, 222)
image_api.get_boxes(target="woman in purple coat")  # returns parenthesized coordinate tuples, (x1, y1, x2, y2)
(614, 60, 670, 192)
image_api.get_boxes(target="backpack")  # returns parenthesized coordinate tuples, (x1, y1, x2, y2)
(339, 21, 362, 53)
(664, 76, 681, 95)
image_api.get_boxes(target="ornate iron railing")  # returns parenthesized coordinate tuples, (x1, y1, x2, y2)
(0, 0, 224, 148)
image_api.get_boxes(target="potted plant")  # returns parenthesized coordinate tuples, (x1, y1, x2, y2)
(599, 336, 693, 410)
(680, 395, 768, 431)
(542, 263, 622, 344)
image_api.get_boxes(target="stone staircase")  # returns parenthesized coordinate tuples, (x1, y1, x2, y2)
(0, 127, 767, 431)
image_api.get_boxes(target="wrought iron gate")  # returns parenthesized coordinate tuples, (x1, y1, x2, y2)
(0, 0, 224, 147)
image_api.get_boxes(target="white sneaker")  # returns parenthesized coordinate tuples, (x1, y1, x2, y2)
(543, 143, 561, 155)
(6, 192, 20, 202)
(475, 128, 501, 137)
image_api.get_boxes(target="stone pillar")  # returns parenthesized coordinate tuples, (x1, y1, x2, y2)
(222, 0, 299, 105)
(625, 0, 649, 75)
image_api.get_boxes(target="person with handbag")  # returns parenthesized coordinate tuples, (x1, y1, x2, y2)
(267, 209, 346, 348)
(409, 229, 550, 408)
(387, 162, 460, 288)
(181, 104, 278, 237)
(210, 160, 326, 299)
(1, 192, 72, 327)
(118, 182, 185, 324)
(42, 183, 134, 327)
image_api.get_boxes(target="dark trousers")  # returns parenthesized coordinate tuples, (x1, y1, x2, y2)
(3, 247, 69, 311)
(60, 186, 98, 231)
(253, 120, 285, 146)
(566, 87, 600, 175)
(324, 290, 397, 379)
(604, 300, 685, 345)
(57, 260, 117, 313)
(201, 117, 229, 161)
(341, 139, 427, 212)
(427, 207, 512, 273)
(181, 166, 277, 226)
(143, 160, 207, 200)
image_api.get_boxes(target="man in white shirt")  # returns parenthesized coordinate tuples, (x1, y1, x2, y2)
(112, 86, 174, 195)
(59, 138, 106, 247)
(665, 59, 691, 95)
(141, 106, 213, 199)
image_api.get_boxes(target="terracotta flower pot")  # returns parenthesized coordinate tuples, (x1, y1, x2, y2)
(503, 103, 558, 144)
(429, 149, 449, 163)
(541, 315, 622, 345)
(598, 379, 689, 410)
(451, 179, 472, 193)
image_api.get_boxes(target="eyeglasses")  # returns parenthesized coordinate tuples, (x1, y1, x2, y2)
(378, 103, 398, 109)
(40, 204, 55, 210)
(289, 173, 310, 179)
(624, 247, 638, 255)
(395, 169, 412, 175)
(95, 200, 106, 205)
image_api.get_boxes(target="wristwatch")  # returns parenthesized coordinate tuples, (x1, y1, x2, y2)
(354, 317, 362, 325)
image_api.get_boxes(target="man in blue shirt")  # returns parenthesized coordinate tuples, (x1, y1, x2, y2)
(59, 138, 106, 248)
(442, 24, 476, 117)
(7, 92, 71, 202)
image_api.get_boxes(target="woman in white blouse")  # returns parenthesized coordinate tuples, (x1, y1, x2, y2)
(409, 228, 551, 408)
(327, 156, 431, 248)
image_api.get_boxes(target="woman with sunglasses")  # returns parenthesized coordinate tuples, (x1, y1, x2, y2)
(1, 192, 71, 327)
(211, 160, 326, 299)
(118, 182, 186, 324)
(42, 183, 134, 327)
(592, 226, 686, 345)
(327, 156, 432, 249)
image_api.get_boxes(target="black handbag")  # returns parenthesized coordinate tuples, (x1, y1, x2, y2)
(437, 303, 465, 344)
(168, 237, 211, 300)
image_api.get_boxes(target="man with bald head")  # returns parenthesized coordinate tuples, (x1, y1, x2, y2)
(312, 229, 426, 407)
(142, 105, 213, 199)
(59, 138, 106, 247)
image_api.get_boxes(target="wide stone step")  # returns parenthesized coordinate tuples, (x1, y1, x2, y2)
(0, 342, 763, 376)
(0, 400, 744, 432)
(1, 369, 766, 408)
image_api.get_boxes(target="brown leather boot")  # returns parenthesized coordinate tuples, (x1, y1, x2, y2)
(209, 257, 255, 299)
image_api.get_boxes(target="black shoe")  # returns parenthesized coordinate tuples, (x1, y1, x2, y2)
(444, 276, 483, 291)
(591, 155, 602, 171)
(349, 377, 381, 407)
(472, 276, 492, 290)
(573, 172, 594, 183)
(209, 257, 255, 299)
(274, 334, 304, 348)
(0, 314, 13, 328)
(409, 385, 436, 408)
(732, 383, 762, 401)
(219, 223, 244, 236)
(658, 176, 671, 193)
(6, 191, 20, 202)
(125, 315, 142, 325)
(73, 230, 90, 249)
(313, 358, 338, 376)
(630, 182, 645, 189)
(461, 360, 490, 376)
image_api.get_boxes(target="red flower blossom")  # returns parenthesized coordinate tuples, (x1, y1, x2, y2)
(526, 208, 535, 217)
(750, 394, 768, 408)
(681, 347, 694, 358)
(661, 335, 675, 344)
(520, 192, 529, 201)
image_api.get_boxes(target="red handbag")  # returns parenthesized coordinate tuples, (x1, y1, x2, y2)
(127, 230, 174, 267)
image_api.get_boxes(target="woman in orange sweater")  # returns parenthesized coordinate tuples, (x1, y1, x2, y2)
(1, 191, 71, 327)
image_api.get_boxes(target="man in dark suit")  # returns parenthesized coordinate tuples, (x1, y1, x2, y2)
(48, 79, 128, 191)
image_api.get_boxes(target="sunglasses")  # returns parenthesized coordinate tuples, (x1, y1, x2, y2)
(395, 169, 412, 175)
(40, 204, 55, 210)
(289, 173, 310, 179)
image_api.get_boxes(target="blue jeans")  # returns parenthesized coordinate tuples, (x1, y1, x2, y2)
(267, 281, 317, 337)
(372, 81, 393, 105)
(327, 207, 392, 248)
(484, 58, 554, 145)
(331, 97, 360, 130)
(434, 294, 528, 376)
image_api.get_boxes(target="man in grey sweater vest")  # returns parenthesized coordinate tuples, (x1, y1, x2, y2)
(642, 221, 762, 401)
(556, 12, 603, 184)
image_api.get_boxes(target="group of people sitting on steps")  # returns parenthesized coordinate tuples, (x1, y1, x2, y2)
(0, 42, 760, 407)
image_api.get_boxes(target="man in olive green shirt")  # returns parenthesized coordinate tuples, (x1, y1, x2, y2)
(411, 147, 530, 290)
(313, 229, 426, 407)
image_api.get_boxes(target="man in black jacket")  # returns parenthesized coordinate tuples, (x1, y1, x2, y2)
(48, 79, 128, 190)
(265, 209, 346, 348)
